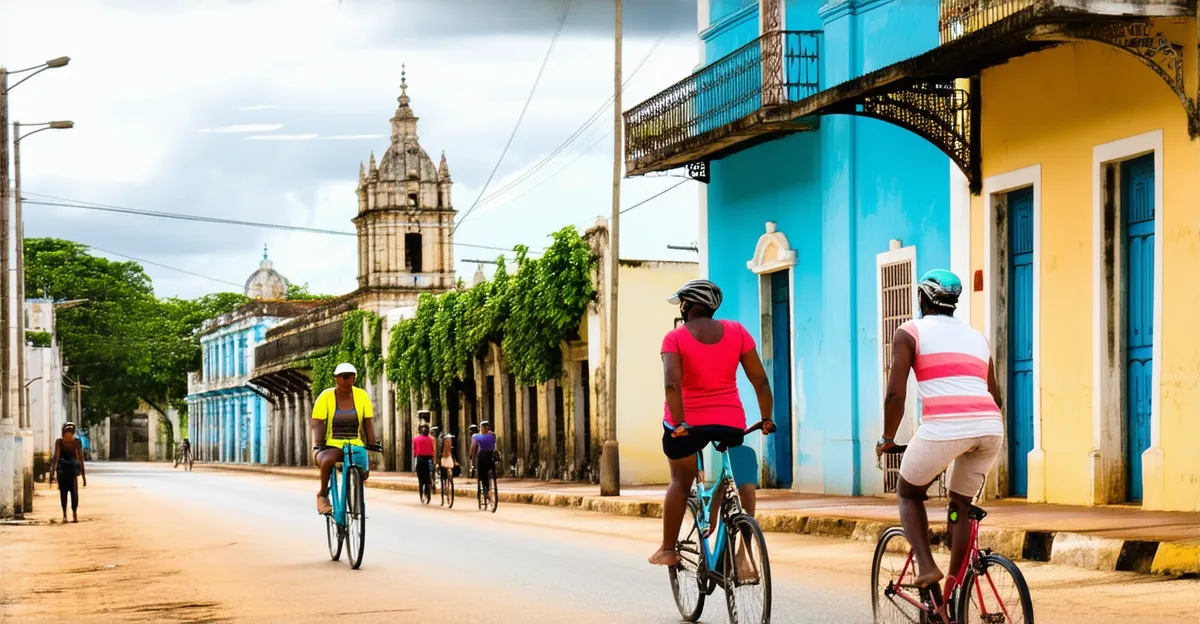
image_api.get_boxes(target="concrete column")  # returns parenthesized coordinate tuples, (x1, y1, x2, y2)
(234, 397, 244, 463)
(266, 399, 275, 465)
(538, 382, 552, 480)
(299, 392, 312, 467)
(282, 394, 294, 466)
(11, 430, 24, 518)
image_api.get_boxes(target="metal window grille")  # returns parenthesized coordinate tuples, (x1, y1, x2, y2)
(879, 257, 947, 497)
(938, 0, 1042, 44)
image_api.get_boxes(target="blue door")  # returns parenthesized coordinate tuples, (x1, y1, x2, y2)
(1007, 187, 1035, 497)
(770, 271, 793, 488)
(1123, 154, 1155, 502)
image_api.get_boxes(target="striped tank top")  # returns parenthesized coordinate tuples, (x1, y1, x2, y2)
(899, 315, 1003, 441)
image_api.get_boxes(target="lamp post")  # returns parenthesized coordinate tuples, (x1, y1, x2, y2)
(0, 56, 70, 519)
(14, 120, 74, 432)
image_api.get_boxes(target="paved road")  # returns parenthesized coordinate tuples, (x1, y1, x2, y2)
(3, 463, 1196, 623)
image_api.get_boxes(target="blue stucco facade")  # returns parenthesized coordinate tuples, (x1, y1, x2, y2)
(701, 0, 951, 495)
(186, 319, 277, 464)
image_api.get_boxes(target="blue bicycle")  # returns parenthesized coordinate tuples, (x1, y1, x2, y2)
(324, 442, 382, 570)
(669, 421, 772, 624)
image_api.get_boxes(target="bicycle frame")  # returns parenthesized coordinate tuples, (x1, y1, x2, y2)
(692, 447, 741, 574)
(326, 443, 369, 528)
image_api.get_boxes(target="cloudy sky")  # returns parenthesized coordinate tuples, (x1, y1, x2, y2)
(1, 0, 701, 299)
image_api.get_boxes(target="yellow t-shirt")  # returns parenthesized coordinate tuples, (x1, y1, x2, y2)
(311, 386, 374, 448)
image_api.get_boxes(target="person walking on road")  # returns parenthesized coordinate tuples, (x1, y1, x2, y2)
(310, 362, 378, 515)
(49, 421, 87, 523)
(413, 423, 436, 496)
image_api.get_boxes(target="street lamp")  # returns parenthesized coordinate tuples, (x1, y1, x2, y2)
(14, 120, 74, 429)
(0, 56, 70, 519)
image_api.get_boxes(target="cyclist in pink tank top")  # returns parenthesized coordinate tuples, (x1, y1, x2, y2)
(649, 279, 776, 568)
(876, 269, 1004, 595)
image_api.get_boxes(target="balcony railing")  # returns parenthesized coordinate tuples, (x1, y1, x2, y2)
(939, 0, 1042, 43)
(624, 30, 820, 168)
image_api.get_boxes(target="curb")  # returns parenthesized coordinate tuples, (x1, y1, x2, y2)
(203, 464, 1197, 578)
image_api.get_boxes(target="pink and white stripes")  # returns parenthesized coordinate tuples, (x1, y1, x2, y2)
(899, 316, 1001, 423)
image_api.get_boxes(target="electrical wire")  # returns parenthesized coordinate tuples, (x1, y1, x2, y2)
(20, 192, 540, 255)
(469, 28, 672, 212)
(86, 245, 246, 288)
(619, 179, 690, 215)
(452, 0, 574, 234)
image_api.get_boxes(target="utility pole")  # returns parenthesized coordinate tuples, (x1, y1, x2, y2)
(0, 67, 14, 518)
(600, 0, 623, 496)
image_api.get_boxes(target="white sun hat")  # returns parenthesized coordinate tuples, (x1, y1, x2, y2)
(334, 362, 358, 376)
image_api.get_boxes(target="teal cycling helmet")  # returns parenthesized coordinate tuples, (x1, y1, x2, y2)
(917, 269, 962, 309)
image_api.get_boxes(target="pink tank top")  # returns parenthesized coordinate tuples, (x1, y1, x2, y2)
(660, 320, 756, 429)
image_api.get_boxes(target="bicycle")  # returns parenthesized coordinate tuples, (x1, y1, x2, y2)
(174, 446, 192, 471)
(669, 421, 772, 624)
(871, 446, 1034, 624)
(474, 456, 498, 513)
(324, 442, 383, 570)
(439, 460, 457, 508)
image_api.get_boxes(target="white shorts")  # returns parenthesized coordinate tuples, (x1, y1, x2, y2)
(898, 434, 1002, 497)
(440, 456, 455, 469)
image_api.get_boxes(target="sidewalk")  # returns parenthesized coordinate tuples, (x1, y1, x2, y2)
(205, 463, 1200, 577)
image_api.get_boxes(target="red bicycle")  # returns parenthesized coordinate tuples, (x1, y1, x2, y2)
(871, 449, 1033, 623)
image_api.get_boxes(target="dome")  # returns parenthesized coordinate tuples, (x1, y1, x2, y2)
(244, 245, 289, 300)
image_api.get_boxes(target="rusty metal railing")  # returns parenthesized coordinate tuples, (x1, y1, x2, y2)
(939, 0, 1043, 44)
(624, 30, 821, 166)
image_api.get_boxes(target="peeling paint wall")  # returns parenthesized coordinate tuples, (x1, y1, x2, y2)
(969, 22, 1200, 511)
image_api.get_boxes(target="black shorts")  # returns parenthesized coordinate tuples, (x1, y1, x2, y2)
(662, 424, 745, 460)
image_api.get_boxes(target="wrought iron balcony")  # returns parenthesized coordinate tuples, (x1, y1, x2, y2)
(624, 30, 821, 176)
(939, 0, 1196, 44)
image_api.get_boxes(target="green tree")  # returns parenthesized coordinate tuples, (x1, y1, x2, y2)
(25, 238, 248, 424)
(286, 282, 336, 301)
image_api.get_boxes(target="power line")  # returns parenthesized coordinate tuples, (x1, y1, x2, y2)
(619, 179, 690, 215)
(86, 245, 246, 288)
(470, 29, 671, 212)
(21, 192, 541, 255)
(452, 0, 574, 234)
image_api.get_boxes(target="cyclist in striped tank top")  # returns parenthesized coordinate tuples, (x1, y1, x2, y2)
(876, 269, 1004, 589)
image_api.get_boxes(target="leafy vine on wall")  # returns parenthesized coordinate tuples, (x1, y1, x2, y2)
(386, 226, 595, 407)
(310, 310, 383, 394)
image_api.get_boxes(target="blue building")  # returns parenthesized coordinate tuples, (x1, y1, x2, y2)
(625, 0, 974, 495)
(185, 252, 317, 464)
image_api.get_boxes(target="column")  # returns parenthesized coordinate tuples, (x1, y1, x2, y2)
(297, 392, 311, 467)
(233, 396, 243, 463)
(283, 393, 295, 467)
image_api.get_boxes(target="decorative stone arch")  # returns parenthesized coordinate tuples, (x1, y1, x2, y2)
(746, 221, 797, 274)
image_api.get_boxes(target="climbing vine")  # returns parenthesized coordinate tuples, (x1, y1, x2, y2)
(386, 226, 595, 406)
(311, 310, 383, 393)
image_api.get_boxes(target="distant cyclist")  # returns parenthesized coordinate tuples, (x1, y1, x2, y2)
(438, 430, 457, 482)
(471, 421, 497, 485)
(177, 438, 191, 467)
(876, 269, 1003, 591)
(413, 423, 436, 496)
(311, 363, 379, 515)
(429, 424, 442, 493)
(651, 279, 775, 574)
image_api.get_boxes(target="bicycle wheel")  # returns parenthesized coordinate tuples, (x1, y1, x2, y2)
(871, 527, 930, 624)
(345, 468, 367, 570)
(326, 514, 343, 561)
(722, 513, 770, 624)
(440, 470, 448, 507)
(446, 477, 455, 508)
(669, 497, 706, 622)
(489, 473, 498, 513)
(477, 476, 485, 510)
(958, 553, 1034, 624)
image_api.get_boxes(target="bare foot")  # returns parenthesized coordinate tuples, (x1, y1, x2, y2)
(316, 494, 333, 515)
(648, 548, 681, 567)
(914, 567, 944, 588)
(735, 549, 760, 584)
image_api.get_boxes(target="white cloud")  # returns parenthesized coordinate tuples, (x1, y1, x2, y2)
(322, 134, 386, 140)
(1, 0, 701, 298)
(245, 133, 321, 141)
(199, 124, 285, 134)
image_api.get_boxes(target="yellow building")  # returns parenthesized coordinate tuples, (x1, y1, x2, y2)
(961, 6, 1200, 511)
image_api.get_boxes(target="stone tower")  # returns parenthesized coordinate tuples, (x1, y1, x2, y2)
(354, 67, 456, 302)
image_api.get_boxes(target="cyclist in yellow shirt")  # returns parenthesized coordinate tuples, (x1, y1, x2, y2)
(311, 363, 380, 514)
